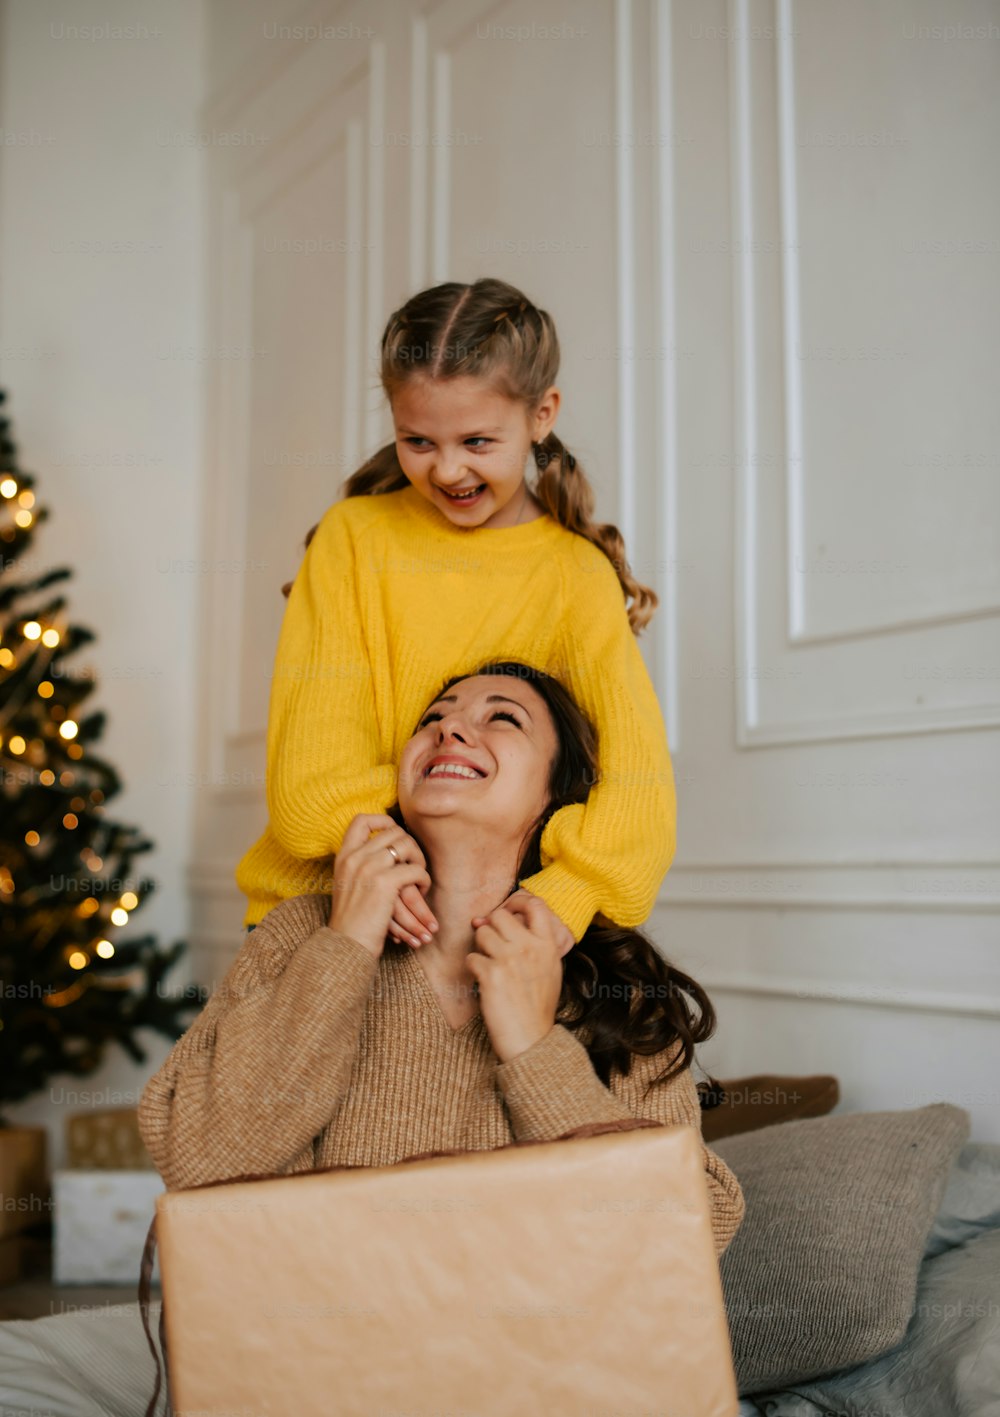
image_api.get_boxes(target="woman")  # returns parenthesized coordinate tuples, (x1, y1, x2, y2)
(138, 662, 745, 1255)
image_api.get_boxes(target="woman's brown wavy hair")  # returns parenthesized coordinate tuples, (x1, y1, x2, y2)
(281, 277, 658, 635)
(386, 660, 723, 1109)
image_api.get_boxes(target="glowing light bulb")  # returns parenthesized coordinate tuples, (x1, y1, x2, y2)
(17, 490, 35, 508)
(25, 830, 40, 847)
(68, 951, 88, 971)
(23, 621, 41, 640)
(62, 813, 78, 829)
(38, 681, 54, 698)
(120, 891, 139, 910)
(59, 720, 78, 740)
(110, 906, 128, 927)
(95, 939, 115, 959)
(14, 510, 32, 528)
(0, 478, 16, 498)
(9, 736, 25, 755)
(0, 648, 14, 668)
(41, 628, 60, 648)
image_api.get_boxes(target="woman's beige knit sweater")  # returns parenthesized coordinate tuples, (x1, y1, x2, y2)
(138, 894, 745, 1257)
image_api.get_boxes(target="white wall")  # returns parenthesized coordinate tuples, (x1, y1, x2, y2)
(0, 0, 205, 1163)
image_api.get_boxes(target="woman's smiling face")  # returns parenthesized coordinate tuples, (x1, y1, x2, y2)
(397, 674, 559, 838)
(391, 373, 558, 530)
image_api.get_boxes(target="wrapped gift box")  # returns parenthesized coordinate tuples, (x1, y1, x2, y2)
(153, 1123, 739, 1417)
(0, 1125, 49, 1241)
(65, 1106, 156, 1171)
(53, 1169, 163, 1284)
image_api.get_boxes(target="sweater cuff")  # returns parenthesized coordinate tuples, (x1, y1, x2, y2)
(516, 863, 602, 944)
(494, 1024, 634, 1142)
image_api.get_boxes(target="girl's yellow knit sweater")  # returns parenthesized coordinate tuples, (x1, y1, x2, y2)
(235, 485, 677, 939)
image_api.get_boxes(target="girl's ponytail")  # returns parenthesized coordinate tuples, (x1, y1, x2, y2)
(279, 440, 407, 598)
(531, 431, 658, 635)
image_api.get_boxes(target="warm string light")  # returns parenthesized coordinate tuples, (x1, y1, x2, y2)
(1, 476, 155, 1014)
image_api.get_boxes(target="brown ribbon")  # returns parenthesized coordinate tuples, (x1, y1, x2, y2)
(138, 1115, 662, 1416)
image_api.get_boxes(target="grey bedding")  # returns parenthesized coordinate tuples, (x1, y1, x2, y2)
(739, 1142, 1000, 1416)
(1, 1142, 998, 1417)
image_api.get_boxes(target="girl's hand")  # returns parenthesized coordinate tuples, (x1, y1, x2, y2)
(327, 814, 432, 958)
(466, 893, 571, 1064)
(388, 880, 439, 950)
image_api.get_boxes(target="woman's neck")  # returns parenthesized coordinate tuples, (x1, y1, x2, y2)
(416, 836, 519, 978)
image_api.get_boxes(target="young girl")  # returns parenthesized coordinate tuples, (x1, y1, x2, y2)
(235, 276, 677, 949)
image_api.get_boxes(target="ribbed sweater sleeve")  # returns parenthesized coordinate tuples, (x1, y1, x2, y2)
(265, 503, 397, 861)
(136, 897, 378, 1192)
(495, 1024, 745, 1256)
(518, 548, 678, 941)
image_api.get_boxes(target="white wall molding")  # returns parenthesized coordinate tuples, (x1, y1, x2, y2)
(653, 0, 681, 756)
(697, 972, 1000, 1022)
(663, 860, 1000, 912)
(729, 0, 1000, 748)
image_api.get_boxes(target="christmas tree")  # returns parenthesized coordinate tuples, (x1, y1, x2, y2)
(0, 388, 201, 1125)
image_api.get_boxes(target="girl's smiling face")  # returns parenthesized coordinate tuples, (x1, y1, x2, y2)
(391, 373, 559, 530)
(397, 674, 558, 839)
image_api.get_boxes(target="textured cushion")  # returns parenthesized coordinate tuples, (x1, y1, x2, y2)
(713, 1102, 970, 1394)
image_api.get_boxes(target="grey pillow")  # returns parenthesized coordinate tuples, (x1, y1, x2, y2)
(713, 1102, 970, 1395)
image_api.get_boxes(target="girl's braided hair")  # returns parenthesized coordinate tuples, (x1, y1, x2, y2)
(281, 277, 657, 635)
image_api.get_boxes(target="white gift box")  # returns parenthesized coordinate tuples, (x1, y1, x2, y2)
(53, 1169, 164, 1284)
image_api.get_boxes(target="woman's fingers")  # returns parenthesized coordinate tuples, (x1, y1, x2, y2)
(340, 813, 401, 853)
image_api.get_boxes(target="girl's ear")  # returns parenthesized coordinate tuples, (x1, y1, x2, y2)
(529, 382, 560, 436)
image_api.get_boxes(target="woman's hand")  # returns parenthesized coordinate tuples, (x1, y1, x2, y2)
(327, 814, 432, 958)
(466, 893, 573, 1064)
(501, 888, 574, 954)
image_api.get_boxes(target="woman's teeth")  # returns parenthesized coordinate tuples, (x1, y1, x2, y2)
(426, 764, 482, 780)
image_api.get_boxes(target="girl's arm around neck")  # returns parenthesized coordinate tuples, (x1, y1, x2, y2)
(266, 503, 398, 860)
(518, 548, 677, 940)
